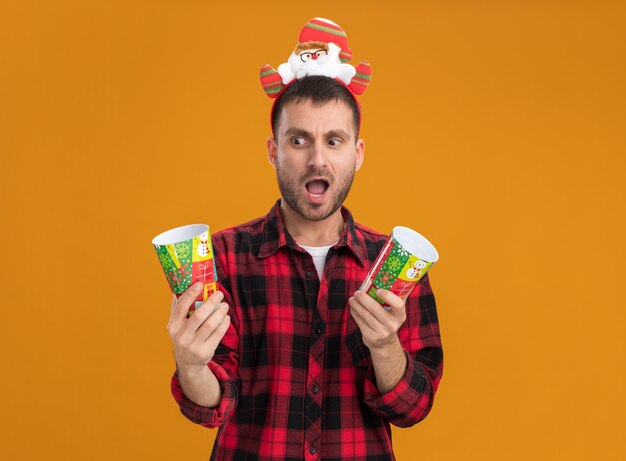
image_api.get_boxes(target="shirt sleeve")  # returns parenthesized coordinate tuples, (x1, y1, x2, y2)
(171, 352, 239, 428)
(362, 273, 444, 427)
(170, 238, 241, 428)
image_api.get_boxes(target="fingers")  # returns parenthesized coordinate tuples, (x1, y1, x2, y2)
(170, 293, 177, 314)
(350, 292, 384, 328)
(168, 286, 231, 368)
(349, 289, 407, 336)
(349, 290, 408, 350)
(169, 282, 203, 330)
(190, 302, 229, 347)
(200, 313, 231, 357)
(355, 290, 405, 322)
(349, 300, 378, 337)
(172, 291, 223, 348)
(181, 301, 230, 366)
(352, 291, 390, 325)
(167, 284, 226, 344)
(373, 289, 405, 311)
(186, 290, 224, 332)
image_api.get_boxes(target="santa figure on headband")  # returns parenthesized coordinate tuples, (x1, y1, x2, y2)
(260, 17, 372, 98)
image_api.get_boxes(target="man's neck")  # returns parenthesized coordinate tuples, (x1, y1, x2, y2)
(279, 199, 345, 247)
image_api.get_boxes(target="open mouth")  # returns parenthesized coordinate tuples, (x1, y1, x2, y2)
(305, 179, 330, 199)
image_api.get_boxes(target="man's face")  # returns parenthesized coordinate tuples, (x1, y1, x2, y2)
(267, 99, 364, 222)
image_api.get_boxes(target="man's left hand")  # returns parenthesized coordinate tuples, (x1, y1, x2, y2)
(348, 289, 407, 352)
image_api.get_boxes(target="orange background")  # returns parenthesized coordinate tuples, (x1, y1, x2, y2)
(1, 1, 625, 459)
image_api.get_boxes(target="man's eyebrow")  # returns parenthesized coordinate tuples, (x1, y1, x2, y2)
(327, 129, 351, 140)
(283, 128, 352, 140)
(284, 127, 311, 137)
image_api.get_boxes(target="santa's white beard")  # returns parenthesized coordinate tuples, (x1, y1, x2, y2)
(277, 46, 356, 85)
(298, 57, 335, 75)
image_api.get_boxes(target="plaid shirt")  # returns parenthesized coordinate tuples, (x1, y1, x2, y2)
(171, 200, 443, 460)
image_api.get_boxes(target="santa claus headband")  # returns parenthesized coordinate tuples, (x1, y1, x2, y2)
(259, 17, 372, 136)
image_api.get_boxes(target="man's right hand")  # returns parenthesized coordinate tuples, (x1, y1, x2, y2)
(167, 282, 231, 374)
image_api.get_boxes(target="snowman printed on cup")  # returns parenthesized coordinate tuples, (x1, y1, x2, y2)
(406, 259, 427, 281)
(196, 231, 212, 258)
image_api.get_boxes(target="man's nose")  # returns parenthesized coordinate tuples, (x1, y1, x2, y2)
(306, 141, 327, 168)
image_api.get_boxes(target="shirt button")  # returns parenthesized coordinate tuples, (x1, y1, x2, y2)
(312, 385, 319, 394)
(306, 271, 314, 278)
(315, 326, 323, 335)
(309, 447, 317, 454)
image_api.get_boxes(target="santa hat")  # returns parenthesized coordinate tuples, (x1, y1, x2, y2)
(298, 18, 353, 63)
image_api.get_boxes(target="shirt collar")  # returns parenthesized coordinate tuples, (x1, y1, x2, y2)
(258, 199, 367, 267)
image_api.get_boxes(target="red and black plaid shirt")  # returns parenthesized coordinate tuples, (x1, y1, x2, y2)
(171, 200, 443, 460)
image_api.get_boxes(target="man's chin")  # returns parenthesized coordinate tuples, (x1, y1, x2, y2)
(298, 204, 334, 222)
(292, 198, 339, 222)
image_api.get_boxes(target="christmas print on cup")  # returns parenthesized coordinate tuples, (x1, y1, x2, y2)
(152, 224, 218, 315)
(360, 226, 439, 308)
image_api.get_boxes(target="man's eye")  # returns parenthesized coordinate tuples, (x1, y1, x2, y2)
(291, 136, 306, 145)
(328, 139, 342, 146)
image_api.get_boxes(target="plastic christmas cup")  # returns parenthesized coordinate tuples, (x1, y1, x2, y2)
(152, 224, 218, 315)
(359, 226, 439, 308)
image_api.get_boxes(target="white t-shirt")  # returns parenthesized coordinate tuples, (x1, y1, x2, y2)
(299, 242, 338, 280)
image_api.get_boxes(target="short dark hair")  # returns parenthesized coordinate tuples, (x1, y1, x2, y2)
(271, 76, 361, 141)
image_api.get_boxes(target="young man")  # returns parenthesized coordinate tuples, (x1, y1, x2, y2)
(166, 76, 443, 460)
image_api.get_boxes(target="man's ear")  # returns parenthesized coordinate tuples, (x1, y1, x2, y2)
(267, 136, 278, 169)
(355, 138, 365, 171)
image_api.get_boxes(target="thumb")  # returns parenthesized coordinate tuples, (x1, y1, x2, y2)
(170, 293, 177, 314)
